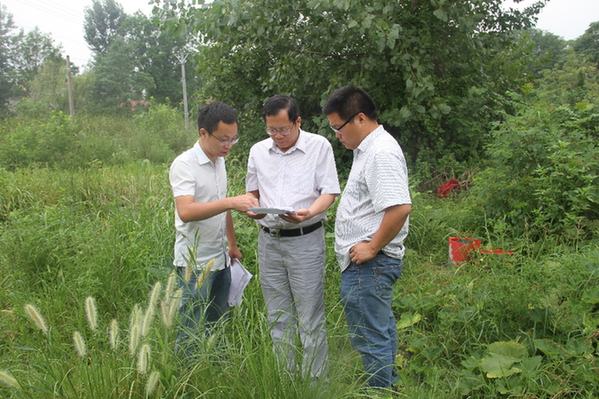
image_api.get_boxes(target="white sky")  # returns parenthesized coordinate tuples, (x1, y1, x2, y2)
(2, 0, 156, 68)
(2, 0, 599, 69)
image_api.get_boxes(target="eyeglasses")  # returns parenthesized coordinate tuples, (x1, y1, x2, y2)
(330, 113, 358, 133)
(266, 124, 295, 136)
(210, 134, 239, 146)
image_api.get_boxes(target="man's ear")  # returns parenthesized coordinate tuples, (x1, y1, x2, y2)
(356, 113, 367, 125)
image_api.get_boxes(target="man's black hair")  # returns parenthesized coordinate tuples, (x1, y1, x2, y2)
(322, 85, 378, 121)
(262, 95, 300, 123)
(197, 102, 238, 134)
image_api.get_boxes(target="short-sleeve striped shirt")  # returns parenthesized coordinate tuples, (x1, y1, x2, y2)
(335, 125, 411, 271)
(246, 130, 340, 229)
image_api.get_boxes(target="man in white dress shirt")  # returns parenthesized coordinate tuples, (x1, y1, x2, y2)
(323, 85, 412, 389)
(170, 102, 258, 357)
(246, 95, 340, 379)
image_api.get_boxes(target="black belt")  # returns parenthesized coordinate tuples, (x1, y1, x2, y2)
(261, 221, 322, 237)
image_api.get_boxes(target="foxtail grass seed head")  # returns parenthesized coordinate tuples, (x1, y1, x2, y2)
(85, 296, 98, 331)
(73, 331, 87, 357)
(129, 323, 140, 356)
(145, 370, 160, 397)
(24, 304, 48, 335)
(160, 300, 171, 327)
(0, 370, 20, 389)
(109, 319, 119, 350)
(184, 264, 192, 284)
(195, 258, 215, 291)
(148, 281, 162, 309)
(130, 304, 142, 331)
(161, 288, 182, 328)
(141, 305, 155, 337)
(165, 272, 176, 300)
(169, 289, 182, 323)
(137, 343, 151, 375)
(206, 334, 217, 351)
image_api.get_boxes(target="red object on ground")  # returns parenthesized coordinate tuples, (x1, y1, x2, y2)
(449, 237, 481, 263)
(481, 248, 514, 255)
(437, 179, 460, 198)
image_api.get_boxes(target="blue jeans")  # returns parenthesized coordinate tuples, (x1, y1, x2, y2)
(175, 265, 231, 358)
(340, 253, 403, 388)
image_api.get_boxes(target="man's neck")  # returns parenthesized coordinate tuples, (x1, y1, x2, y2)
(198, 139, 217, 164)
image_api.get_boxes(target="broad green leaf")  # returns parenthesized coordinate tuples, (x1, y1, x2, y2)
(479, 353, 522, 378)
(582, 287, 599, 304)
(488, 341, 527, 359)
(433, 9, 448, 22)
(397, 312, 422, 329)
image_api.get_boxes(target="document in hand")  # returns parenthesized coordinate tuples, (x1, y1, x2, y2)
(228, 258, 253, 306)
(248, 207, 296, 214)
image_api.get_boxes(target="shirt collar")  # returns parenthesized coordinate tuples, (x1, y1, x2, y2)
(355, 125, 384, 155)
(269, 129, 307, 154)
(193, 141, 213, 165)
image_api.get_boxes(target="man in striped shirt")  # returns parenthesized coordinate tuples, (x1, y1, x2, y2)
(246, 95, 340, 380)
(323, 85, 412, 390)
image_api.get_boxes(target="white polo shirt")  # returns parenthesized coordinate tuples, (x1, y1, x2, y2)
(335, 125, 411, 271)
(169, 142, 229, 270)
(246, 130, 340, 229)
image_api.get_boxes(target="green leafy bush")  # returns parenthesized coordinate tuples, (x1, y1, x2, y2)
(132, 102, 196, 160)
(0, 105, 195, 170)
(0, 111, 74, 169)
(470, 98, 599, 240)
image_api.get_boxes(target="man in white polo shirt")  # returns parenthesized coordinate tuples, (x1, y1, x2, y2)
(169, 102, 258, 357)
(323, 85, 412, 390)
(246, 95, 340, 380)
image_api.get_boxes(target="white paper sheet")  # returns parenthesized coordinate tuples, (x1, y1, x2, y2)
(248, 207, 296, 214)
(228, 259, 253, 306)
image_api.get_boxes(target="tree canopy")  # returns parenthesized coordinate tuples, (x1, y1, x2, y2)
(157, 0, 545, 165)
(0, 5, 63, 116)
(83, 2, 200, 113)
(573, 21, 599, 66)
(84, 0, 127, 55)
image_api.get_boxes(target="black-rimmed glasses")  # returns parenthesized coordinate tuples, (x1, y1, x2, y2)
(330, 113, 358, 133)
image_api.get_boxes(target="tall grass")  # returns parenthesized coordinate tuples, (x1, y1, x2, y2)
(1, 114, 599, 398)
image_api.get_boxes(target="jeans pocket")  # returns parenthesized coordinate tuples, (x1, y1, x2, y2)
(372, 264, 402, 298)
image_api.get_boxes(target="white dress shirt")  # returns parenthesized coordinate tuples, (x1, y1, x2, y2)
(169, 142, 229, 270)
(246, 130, 340, 229)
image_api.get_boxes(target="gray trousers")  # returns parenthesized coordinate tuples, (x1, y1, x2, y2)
(258, 225, 328, 378)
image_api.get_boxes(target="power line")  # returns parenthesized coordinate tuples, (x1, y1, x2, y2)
(11, 0, 84, 25)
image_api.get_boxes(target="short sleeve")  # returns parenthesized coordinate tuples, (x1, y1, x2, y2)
(169, 158, 196, 198)
(365, 148, 411, 213)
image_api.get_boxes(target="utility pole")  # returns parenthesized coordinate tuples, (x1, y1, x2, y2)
(66, 56, 75, 118)
(175, 51, 190, 129)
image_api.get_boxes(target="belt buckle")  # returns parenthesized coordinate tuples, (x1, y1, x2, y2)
(268, 228, 281, 237)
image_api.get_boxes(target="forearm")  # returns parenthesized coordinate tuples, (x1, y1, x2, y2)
(226, 210, 237, 248)
(175, 196, 234, 222)
(307, 194, 337, 217)
(369, 204, 412, 253)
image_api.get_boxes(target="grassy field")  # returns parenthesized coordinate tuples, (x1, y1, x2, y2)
(0, 111, 598, 397)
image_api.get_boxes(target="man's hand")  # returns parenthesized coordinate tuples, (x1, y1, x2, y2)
(349, 242, 377, 265)
(228, 245, 242, 263)
(230, 194, 260, 212)
(279, 208, 311, 224)
(246, 209, 267, 220)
